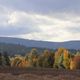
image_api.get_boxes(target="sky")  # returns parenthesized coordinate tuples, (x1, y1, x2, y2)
(0, 0, 80, 42)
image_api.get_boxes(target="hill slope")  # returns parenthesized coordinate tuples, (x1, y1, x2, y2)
(0, 37, 80, 50)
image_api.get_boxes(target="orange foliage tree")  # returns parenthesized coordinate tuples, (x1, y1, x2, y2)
(70, 55, 80, 70)
(11, 55, 30, 68)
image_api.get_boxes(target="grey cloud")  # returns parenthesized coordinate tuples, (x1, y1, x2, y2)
(0, 0, 80, 14)
(0, 0, 80, 41)
(0, 25, 40, 35)
(66, 27, 80, 33)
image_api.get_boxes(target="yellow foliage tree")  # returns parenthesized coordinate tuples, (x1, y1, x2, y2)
(43, 49, 50, 57)
(70, 58, 76, 70)
(63, 49, 70, 69)
(28, 48, 38, 67)
(54, 48, 70, 69)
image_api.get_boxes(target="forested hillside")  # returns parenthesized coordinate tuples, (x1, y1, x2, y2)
(0, 43, 52, 56)
(0, 37, 80, 49)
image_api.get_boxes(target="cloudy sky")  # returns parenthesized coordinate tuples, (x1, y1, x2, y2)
(0, 0, 80, 42)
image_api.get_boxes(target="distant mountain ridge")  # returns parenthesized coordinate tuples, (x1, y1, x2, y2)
(0, 37, 80, 50)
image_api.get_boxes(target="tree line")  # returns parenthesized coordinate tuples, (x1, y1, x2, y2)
(0, 48, 80, 70)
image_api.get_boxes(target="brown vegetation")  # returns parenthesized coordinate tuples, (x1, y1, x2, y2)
(0, 68, 80, 80)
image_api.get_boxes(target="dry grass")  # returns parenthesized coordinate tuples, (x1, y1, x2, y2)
(0, 68, 80, 80)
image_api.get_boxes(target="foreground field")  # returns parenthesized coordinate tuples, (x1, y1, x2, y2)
(0, 68, 80, 80)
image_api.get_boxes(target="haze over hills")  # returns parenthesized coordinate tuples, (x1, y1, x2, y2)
(0, 37, 80, 50)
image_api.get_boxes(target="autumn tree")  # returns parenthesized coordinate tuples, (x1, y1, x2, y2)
(0, 52, 2, 66)
(75, 51, 80, 56)
(70, 55, 80, 70)
(11, 55, 28, 68)
(63, 49, 70, 69)
(54, 48, 70, 69)
(11, 55, 22, 67)
(54, 48, 64, 68)
(37, 55, 44, 67)
(41, 49, 54, 68)
(70, 58, 76, 70)
(28, 48, 38, 67)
